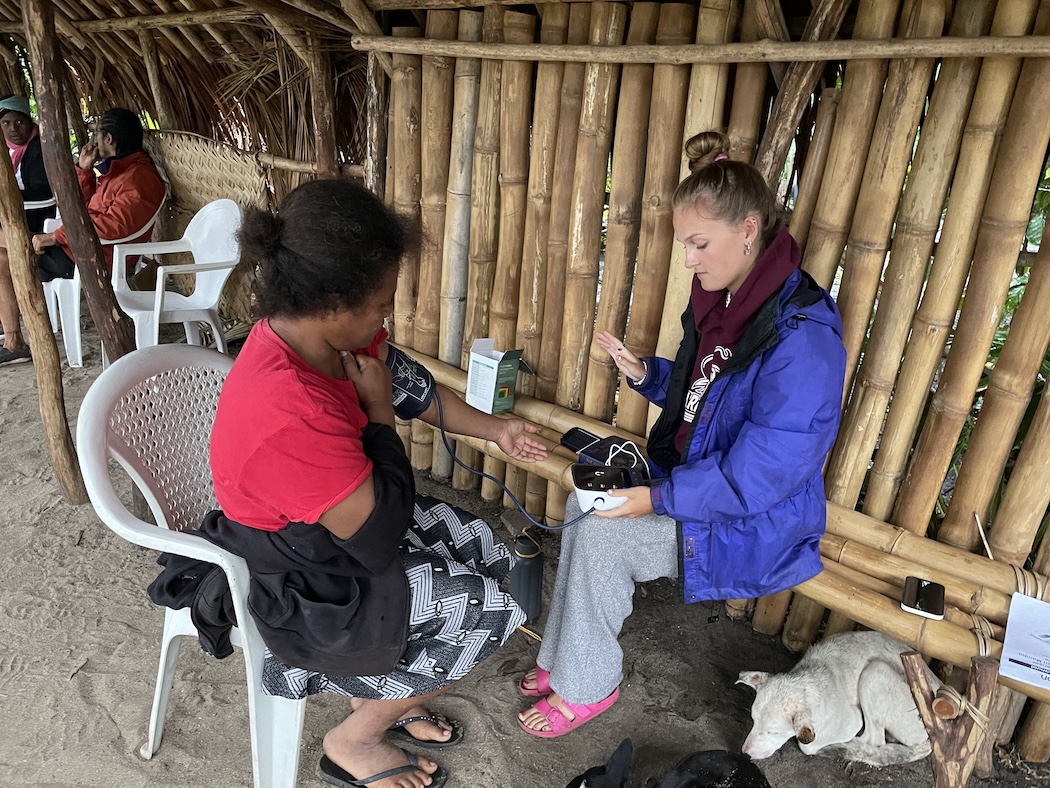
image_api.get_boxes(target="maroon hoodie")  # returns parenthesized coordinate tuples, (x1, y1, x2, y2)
(674, 228, 801, 453)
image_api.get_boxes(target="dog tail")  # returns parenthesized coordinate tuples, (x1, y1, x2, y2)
(820, 739, 931, 767)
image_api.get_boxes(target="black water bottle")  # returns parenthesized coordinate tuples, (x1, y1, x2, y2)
(509, 525, 543, 622)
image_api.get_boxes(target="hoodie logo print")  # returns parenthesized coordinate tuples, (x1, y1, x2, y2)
(683, 346, 732, 424)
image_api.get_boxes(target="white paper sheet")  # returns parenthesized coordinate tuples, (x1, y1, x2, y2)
(1000, 592, 1050, 689)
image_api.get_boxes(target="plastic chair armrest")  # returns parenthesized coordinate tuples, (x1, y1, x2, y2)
(43, 217, 63, 234)
(112, 240, 193, 290)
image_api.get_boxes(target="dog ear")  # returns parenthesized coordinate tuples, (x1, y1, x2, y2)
(736, 671, 769, 690)
(793, 714, 816, 745)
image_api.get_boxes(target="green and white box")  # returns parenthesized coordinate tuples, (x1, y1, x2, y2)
(466, 339, 524, 415)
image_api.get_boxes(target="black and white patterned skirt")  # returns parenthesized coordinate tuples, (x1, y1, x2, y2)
(262, 495, 526, 700)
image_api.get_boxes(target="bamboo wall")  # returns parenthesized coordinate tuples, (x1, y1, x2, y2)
(371, 0, 1050, 757)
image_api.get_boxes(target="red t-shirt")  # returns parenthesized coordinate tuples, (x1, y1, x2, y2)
(210, 320, 387, 531)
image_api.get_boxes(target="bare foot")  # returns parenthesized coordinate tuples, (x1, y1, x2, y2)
(518, 692, 573, 734)
(520, 668, 542, 693)
(322, 733, 439, 788)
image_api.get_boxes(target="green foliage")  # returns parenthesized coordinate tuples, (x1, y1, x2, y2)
(1029, 150, 1050, 248)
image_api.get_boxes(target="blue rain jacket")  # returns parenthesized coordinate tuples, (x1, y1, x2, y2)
(632, 265, 845, 604)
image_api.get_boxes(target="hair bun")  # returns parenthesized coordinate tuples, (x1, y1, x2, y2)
(684, 130, 731, 173)
(239, 206, 285, 261)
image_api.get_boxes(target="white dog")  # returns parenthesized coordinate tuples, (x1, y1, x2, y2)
(737, 631, 938, 766)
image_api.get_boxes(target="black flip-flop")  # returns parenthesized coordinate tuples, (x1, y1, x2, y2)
(319, 748, 448, 788)
(387, 713, 463, 749)
(0, 347, 31, 365)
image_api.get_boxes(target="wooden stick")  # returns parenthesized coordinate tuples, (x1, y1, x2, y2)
(799, 0, 901, 290)
(787, 86, 839, 252)
(614, 2, 695, 436)
(826, 0, 994, 512)
(364, 52, 388, 197)
(412, 10, 459, 472)
(751, 0, 789, 86)
(902, 653, 1000, 788)
(24, 0, 137, 364)
(308, 35, 339, 178)
(944, 220, 1050, 551)
(864, 0, 1041, 521)
(893, 34, 1050, 536)
(1017, 701, 1050, 762)
(0, 110, 86, 506)
(582, 2, 658, 423)
(351, 32, 1050, 63)
(435, 10, 483, 478)
(138, 30, 175, 129)
(753, 0, 851, 187)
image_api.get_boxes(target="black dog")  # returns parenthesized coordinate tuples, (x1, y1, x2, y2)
(566, 739, 634, 788)
(652, 750, 772, 788)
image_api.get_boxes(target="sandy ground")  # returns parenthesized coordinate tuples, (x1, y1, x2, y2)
(1, 327, 1048, 788)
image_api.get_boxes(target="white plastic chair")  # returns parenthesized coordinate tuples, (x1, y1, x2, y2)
(111, 198, 241, 354)
(77, 344, 306, 788)
(41, 202, 165, 368)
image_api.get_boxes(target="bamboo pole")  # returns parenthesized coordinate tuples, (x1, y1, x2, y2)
(614, 3, 695, 437)
(786, 87, 840, 253)
(652, 0, 739, 430)
(0, 118, 86, 505)
(483, 10, 536, 501)
(1018, 702, 1050, 763)
(24, 0, 136, 364)
(864, 0, 1042, 522)
(893, 39, 1050, 537)
(582, 3, 659, 423)
(412, 11, 459, 472)
(515, 4, 571, 519)
(752, 0, 852, 187)
(536, 2, 591, 404)
(435, 10, 483, 478)
(798, 0, 902, 290)
(725, 0, 766, 164)
(391, 26, 423, 347)
(943, 224, 1050, 551)
(825, 0, 995, 511)
(833, 0, 946, 399)
(351, 32, 1050, 63)
(0, 6, 256, 33)
(456, 6, 504, 491)
(556, 1, 628, 415)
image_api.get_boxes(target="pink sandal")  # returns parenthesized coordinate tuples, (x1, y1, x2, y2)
(517, 687, 620, 739)
(518, 667, 551, 697)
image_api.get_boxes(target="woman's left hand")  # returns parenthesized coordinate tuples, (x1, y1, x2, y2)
(594, 486, 654, 519)
(494, 419, 548, 463)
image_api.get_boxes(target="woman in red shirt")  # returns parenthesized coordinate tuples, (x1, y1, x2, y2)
(209, 178, 546, 788)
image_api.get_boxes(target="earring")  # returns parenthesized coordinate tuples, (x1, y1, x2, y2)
(745, 241, 753, 256)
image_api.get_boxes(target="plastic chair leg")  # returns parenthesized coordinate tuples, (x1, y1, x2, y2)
(248, 689, 306, 788)
(58, 280, 83, 368)
(140, 607, 192, 760)
(205, 312, 228, 354)
(132, 313, 160, 351)
(43, 281, 60, 332)
(183, 322, 202, 346)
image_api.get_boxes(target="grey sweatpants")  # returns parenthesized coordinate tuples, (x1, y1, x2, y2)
(536, 495, 679, 705)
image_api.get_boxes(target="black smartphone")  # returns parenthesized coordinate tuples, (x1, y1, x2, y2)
(561, 427, 602, 454)
(901, 576, 945, 620)
(570, 463, 646, 491)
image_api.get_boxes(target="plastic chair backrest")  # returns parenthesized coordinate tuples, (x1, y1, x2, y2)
(77, 345, 245, 585)
(182, 198, 242, 302)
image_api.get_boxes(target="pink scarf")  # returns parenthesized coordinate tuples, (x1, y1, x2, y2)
(6, 124, 38, 176)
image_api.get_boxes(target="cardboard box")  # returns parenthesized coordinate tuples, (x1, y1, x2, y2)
(466, 339, 525, 414)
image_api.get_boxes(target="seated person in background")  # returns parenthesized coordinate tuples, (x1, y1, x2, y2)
(0, 94, 55, 365)
(31, 106, 165, 282)
(201, 178, 548, 788)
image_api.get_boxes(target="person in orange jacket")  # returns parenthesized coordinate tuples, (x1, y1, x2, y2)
(31, 107, 166, 280)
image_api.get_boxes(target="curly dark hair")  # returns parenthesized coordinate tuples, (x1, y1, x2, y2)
(97, 108, 144, 155)
(241, 178, 414, 318)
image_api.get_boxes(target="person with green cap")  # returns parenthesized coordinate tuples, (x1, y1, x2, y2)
(0, 94, 55, 365)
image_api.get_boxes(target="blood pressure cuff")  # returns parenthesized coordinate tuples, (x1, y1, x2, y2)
(385, 345, 436, 419)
